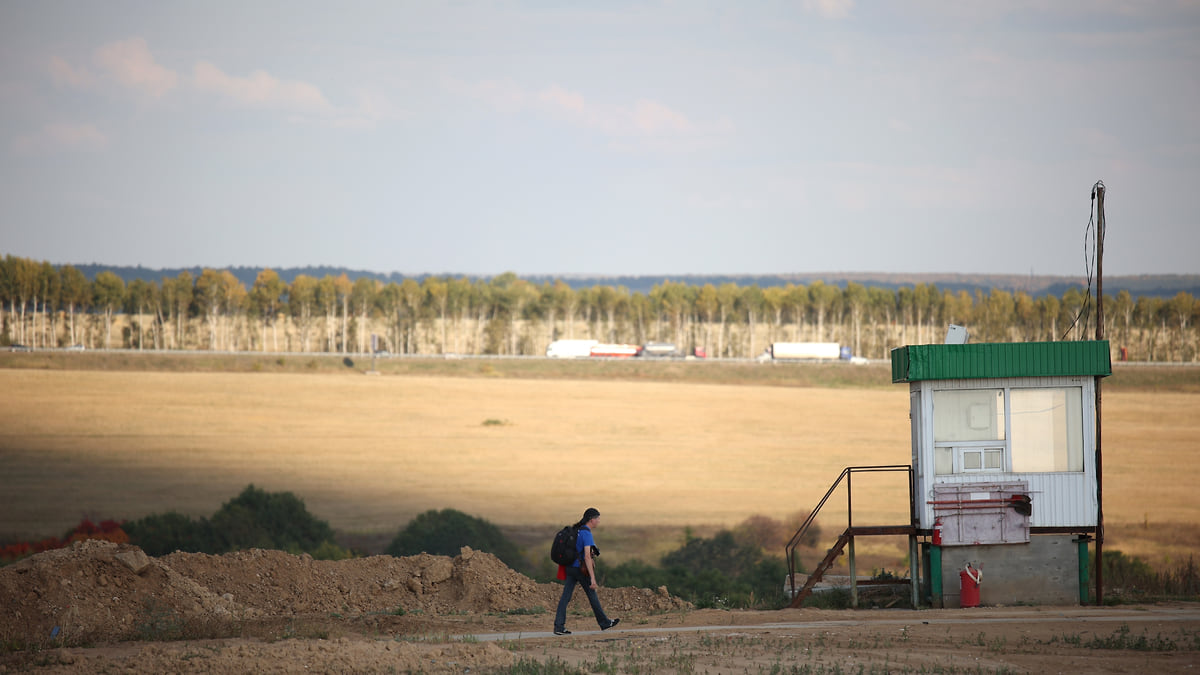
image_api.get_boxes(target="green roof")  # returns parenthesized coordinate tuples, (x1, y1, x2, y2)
(891, 341, 1112, 383)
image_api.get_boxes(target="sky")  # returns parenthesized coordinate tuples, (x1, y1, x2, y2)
(1, 1, 1197, 278)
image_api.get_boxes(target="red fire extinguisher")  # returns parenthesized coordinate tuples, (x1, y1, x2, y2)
(932, 518, 943, 546)
(960, 563, 982, 608)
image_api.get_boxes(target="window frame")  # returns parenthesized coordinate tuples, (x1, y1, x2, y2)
(932, 384, 1084, 476)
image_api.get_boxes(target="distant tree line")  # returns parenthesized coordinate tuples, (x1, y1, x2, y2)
(2, 254, 1197, 361)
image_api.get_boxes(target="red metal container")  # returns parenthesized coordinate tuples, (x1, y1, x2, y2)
(959, 564, 981, 608)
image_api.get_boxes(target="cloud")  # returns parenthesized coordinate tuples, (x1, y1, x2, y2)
(93, 38, 178, 97)
(632, 100, 693, 134)
(455, 78, 698, 140)
(803, 0, 854, 19)
(536, 85, 695, 137)
(11, 123, 108, 154)
(327, 88, 407, 129)
(48, 56, 91, 88)
(459, 79, 530, 113)
(537, 86, 585, 115)
(46, 38, 390, 129)
(193, 61, 333, 114)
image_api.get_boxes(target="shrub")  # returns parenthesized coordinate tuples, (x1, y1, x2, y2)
(1097, 550, 1200, 602)
(607, 529, 788, 609)
(64, 518, 130, 545)
(124, 512, 220, 556)
(1099, 549, 1157, 597)
(1161, 555, 1200, 596)
(211, 485, 336, 554)
(311, 540, 354, 561)
(126, 485, 343, 558)
(734, 511, 820, 553)
(3, 518, 131, 565)
(386, 508, 525, 571)
(605, 559, 669, 590)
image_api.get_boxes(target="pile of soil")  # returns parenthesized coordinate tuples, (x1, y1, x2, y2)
(5, 540, 1199, 673)
(0, 539, 688, 647)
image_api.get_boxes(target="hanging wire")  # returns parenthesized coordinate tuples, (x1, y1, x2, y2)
(1059, 181, 1104, 340)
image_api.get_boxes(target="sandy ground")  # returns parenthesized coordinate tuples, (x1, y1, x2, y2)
(2, 540, 1198, 673)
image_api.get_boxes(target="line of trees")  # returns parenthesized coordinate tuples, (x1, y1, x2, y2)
(2, 254, 1197, 361)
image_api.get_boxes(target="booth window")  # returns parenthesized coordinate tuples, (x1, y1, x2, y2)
(933, 389, 1004, 442)
(932, 389, 1004, 475)
(1010, 387, 1083, 472)
(932, 386, 1084, 475)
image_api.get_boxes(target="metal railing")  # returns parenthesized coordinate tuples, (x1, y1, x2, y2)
(785, 464, 915, 598)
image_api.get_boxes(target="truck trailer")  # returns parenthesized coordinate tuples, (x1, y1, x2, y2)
(546, 339, 599, 358)
(589, 343, 640, 358)
(638, 342, 680, 358)
(768, 342, 844, 360)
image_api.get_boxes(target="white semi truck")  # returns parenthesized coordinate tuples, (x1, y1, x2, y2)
(767, 342, 847, 360)
(545, 339, 599, 358)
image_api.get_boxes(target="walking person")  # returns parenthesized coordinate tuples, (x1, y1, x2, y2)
(553, 507, 620, 635)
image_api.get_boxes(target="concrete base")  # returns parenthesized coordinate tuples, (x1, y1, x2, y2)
(937, 535, 1081, 608)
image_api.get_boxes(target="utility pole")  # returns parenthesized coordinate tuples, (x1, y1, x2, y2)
(1094, 181, 1106, 605)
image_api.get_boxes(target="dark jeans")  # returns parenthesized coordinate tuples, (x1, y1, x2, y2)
(554, 566, 610, 630)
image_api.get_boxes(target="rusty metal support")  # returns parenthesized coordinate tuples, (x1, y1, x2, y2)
(785, 465, 916, 607)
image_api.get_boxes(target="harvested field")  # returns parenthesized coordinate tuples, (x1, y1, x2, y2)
(3, 359, 1200, 673)
(1, 365, 1199, 569)
(0, 369, 912, 536)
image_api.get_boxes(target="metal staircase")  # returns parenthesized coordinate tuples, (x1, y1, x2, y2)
(785, 465, 917, 608)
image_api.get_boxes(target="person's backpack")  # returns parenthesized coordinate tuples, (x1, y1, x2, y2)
(549, 525, 578, 566)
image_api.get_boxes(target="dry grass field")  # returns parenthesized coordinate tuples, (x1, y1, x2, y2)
(2, 359, 1199, 572)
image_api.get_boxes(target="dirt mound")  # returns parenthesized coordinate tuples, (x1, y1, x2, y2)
(0, 539, 689, 648)
(7, 541, 1197, 674)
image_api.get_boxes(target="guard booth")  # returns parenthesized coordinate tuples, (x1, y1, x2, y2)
(891, 340, 1111, 607)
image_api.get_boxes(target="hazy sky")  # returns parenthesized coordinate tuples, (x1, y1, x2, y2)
(1, 1, 1197, 278)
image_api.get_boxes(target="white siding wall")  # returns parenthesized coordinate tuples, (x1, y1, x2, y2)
(919, 472, 1096, 528)
(912, 376, 1098, 530)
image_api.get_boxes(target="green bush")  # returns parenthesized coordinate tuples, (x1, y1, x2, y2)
(211, 485, 335, 554)
(125, 485, 348, 558)
(605, 558, 670, 590)
(605, 529, 788, 609)
(1161, 555, 1200, 596)
(1096, 550, 1200, 602)
(386, 508, 525, 572)
(124, 511, 219, 556)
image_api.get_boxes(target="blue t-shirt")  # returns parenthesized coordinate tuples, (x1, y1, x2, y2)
(573, 526, 595, 568)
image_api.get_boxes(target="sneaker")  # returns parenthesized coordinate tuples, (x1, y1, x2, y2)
(553, 628, 571, 635)
(601, 618, 620, 631)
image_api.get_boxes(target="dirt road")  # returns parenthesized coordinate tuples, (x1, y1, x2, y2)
(3, 540, 1198, 673)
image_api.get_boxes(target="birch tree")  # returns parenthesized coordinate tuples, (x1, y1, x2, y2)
(350, 277, 379, 353)
(809, 280, 839, 343)
(738, 285, 765, 358)
(289, 275, 319, 352)
(334, 273, 352, 353)
(842, 282, 868, 359)
(60, 265, 89, 347)
(125, 279, 155, 349)
(316, 276, 338, 352)
(93, 271, 125, 349)
(425, 277, 449, 354)
(162, 271, 194, 350)
(194, 269, 227, 350)
(250, 269, 286, 352)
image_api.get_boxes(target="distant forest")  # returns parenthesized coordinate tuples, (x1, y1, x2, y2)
(69, 263, 1200, 300)
(3, 255, 1198, 362)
